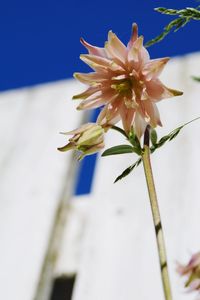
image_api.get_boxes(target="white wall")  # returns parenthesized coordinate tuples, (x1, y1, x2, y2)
(0, 80, 83, 300)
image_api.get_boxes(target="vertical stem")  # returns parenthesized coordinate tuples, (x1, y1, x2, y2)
(142, 127, 172, 300)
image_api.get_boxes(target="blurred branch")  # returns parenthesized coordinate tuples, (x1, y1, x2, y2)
(145, 6, 200, 47)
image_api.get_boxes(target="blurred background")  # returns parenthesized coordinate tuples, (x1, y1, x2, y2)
(1, 1, 200, 300)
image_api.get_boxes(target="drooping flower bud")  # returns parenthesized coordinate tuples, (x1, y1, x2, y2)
(58, 123, 105, 160)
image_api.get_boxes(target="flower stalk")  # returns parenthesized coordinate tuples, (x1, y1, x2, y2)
(142, 126, 172, 300)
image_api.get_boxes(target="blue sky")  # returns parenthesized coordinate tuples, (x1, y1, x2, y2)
(0, 0, 199, 91)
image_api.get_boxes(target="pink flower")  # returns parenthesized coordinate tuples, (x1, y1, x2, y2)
(57, 123, 105, 160)
(177, 252, 200, 296)
(73, 24, 183, 138)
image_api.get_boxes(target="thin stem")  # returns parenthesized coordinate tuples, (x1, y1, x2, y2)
(142, 127, 172, 300)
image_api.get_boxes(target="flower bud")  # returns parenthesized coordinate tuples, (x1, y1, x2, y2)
(58, 123, 105, 160)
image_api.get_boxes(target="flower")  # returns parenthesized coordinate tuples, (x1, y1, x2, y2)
(73, 23, 183, 138)
(57, 123, 105, 160)
(177, 252, 200, 296)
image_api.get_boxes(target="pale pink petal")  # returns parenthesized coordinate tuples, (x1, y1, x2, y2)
(145, 79, 165, 101)
(77, 97, 108, 110)
(143, 101, 162, 127)
(142, 58, 170, 81)
(128, 36, 150, 65)
(73, 86, 100, 100)
(97, 97, 121, 125)
(189, 253, 200, 268)
(106, 31, 127, 64)
(80, 38, 107, 57)
(127, 23, 138, 50)
(120, 103, 135, 133)
(80, 54, 124, 72)
(188, 279, 200, 291)
(161, 84, 183, 98)
(61, 123, 95, 135)
(74, 72, 108, 85)
(133, 112, 147, 138)
(106, 98, 122, 120)
(97, 106, 107, 124)
(128, 36, 143, 63)
(176, 263, 190, 276)
(146, 79, 183, 101)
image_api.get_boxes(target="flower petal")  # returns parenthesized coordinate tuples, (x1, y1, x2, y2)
(162, 85, 183, 98)
(57, 142, 75, 152)
(127, 23, 138, 50)
(146, 79, 183, 101)
(80, 54, 124, 72)
(74, 72, 108, 85)
(133, 111, 147, 138)
(106, 31, 127, 64)
(80, 38, 107, 57)
(73, 86, 100, 100)
(78, 142, 105, 160)
(143, 101, 162, 127)
(97, 97, 121, 125)
(61, 123, 95, 135)
(142, 58, 170, 81)
(145, 79, 165, 100)
(77, 97, 108, 110)
(120, 103, 136, 133)
(128, 36, 150, 64)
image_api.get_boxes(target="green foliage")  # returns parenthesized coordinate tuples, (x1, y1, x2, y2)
(107, 117, 200, 183)
(111, 125, 128, 138)
(102, 145, 135, 156)
(145, 6, 200, 47)
(114, 158, 142, 183)
(151, 117, 200, 152)
(192, 76, 200, 82)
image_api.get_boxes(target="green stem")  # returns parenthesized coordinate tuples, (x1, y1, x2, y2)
(142, 127, 172, 300)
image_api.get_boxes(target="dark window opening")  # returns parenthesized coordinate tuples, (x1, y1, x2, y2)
(49, 275, 76, 300)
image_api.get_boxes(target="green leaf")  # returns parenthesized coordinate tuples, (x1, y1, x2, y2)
(102, 145, 134, 157)
(114, 158, 142, 183)
(111, 125, 128, 138)
(168, 127, 182, 141)
(153, 116, 200, 151)
(145, 6, 200, 47)
(155, 7, 178, 15)
(192, 76, 200, 82)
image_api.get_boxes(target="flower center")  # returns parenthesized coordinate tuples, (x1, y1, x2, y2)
(111, 78, 132, 95)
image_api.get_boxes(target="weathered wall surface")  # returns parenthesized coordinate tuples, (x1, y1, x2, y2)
(0, 80, 83, 300)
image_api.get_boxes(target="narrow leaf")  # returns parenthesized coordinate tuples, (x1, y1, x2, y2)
(102, 145, 134, 157)
(153, 116, 200, 150)
(155, 7, 178, 15)
(114, 158, 141, 183)
(111, 125, 128, 138)
(192, 76, 200, 82)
